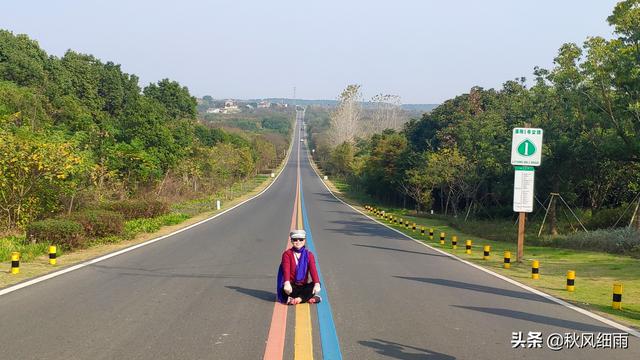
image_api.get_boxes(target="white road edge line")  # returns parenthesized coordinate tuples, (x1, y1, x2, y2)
(306, 150, 640, 338)
(0, 125, 297, 298)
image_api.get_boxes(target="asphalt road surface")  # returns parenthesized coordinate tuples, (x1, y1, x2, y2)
(0, 116, 638, 359)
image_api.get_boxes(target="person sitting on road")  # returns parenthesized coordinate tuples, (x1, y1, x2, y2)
(277, 229, 322, 305)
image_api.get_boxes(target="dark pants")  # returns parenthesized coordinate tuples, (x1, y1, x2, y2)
(281, 282, 315, 303)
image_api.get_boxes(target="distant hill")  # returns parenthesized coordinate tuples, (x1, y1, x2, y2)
(246, 98, 438, 112)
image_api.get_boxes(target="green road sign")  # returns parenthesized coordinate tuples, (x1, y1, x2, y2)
(511, 128, 543, 166)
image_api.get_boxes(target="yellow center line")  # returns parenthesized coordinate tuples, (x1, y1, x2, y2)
(294, 127, 314, 359)
(295, 303, 313, 360)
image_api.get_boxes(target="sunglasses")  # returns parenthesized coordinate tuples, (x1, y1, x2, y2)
(291, 238, 305, 242)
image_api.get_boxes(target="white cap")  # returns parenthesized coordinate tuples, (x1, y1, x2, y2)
(290, 229, 306, 239)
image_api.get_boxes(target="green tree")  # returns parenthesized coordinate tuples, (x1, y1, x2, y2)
(143, 79, 197, 119)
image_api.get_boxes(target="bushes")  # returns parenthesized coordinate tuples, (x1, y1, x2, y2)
(102, 199, 169, 220)
(551, 228, 640, 257)
(584, 206, 632, 230)
(26, 219, 85, 248)
(123, 213, 190, 237)
(70, 210, 124, 237)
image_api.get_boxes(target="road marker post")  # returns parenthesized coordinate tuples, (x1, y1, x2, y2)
(567, 270, 575, 292)
(613, 284, 623, 310)
(11, 252, 20, 274)
(465, 240, 472, 254)
(452, 236, 458, 249)
(439, 232, 445, 246)
(420, 226, 425, 236)
(532, 260, 540, 279)
(49, 245, 57, 265)
(483, 245, 491, 260)
(429, 228, 434, 241)
(503, 251, 511, 269)
(412, 223, 416, 232)
(404, 220, 409, 229)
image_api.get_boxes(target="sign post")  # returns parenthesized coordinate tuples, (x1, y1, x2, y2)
(511, 128, 543, 262)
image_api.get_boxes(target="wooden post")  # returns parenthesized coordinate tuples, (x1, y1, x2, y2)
(517, 212, 525, 262)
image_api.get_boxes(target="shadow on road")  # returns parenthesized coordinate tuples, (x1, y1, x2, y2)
(394, 276, 556, 305)
(226, 286, 275, 302)
(358, 338, 456, 360)
(453, 305, 615, 333)
(88, 264, 275, 280)
(311, 191, 339, 202)
(353, 244, 450, 259)
(325, 220, 400, 240)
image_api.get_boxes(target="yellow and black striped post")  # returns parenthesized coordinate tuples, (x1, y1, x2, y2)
(451, 236, 458, 249)
(613, 283, 623, 310)
(531, 260, 540, 279)
(465, 240, 472, 254)
(503, 251, 511, 269)
(412, 223, 416, 232)
(439, 232, 445, 245)
(429, 228, 434, 241)
(566, 270, 575, 292)
(11, 252, 20, 274)
(404, 220, 409, 229)
(49, 245, 57, 265)
(420, 226, 425, 236)
(483, 245, 491, 260)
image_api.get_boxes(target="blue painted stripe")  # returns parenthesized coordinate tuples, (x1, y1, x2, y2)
(300, 184, 343, 360)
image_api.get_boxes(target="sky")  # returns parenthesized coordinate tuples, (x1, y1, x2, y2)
(0, 0, 619, 104)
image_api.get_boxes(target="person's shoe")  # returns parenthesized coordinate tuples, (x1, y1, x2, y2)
(292, 297, 302, 305)
(308, 295, 322, 304)
(286, 296, 295, 305)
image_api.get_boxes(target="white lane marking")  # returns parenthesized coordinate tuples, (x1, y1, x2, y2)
(0, 122, 299, 297)
(306, 151, 640, 338)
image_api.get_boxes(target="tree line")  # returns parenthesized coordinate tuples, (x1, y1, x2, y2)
(309, 0, 640, 233)
(0, 30, 288, 230)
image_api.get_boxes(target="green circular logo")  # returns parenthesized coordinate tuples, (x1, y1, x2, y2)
(517, 139, 536, 157)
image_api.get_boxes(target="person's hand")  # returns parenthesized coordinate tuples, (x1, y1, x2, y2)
(312, 283, 321, 295)
(283, 281, 292, 295)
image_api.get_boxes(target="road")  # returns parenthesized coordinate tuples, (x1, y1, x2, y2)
(0, 113, 638, 359)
